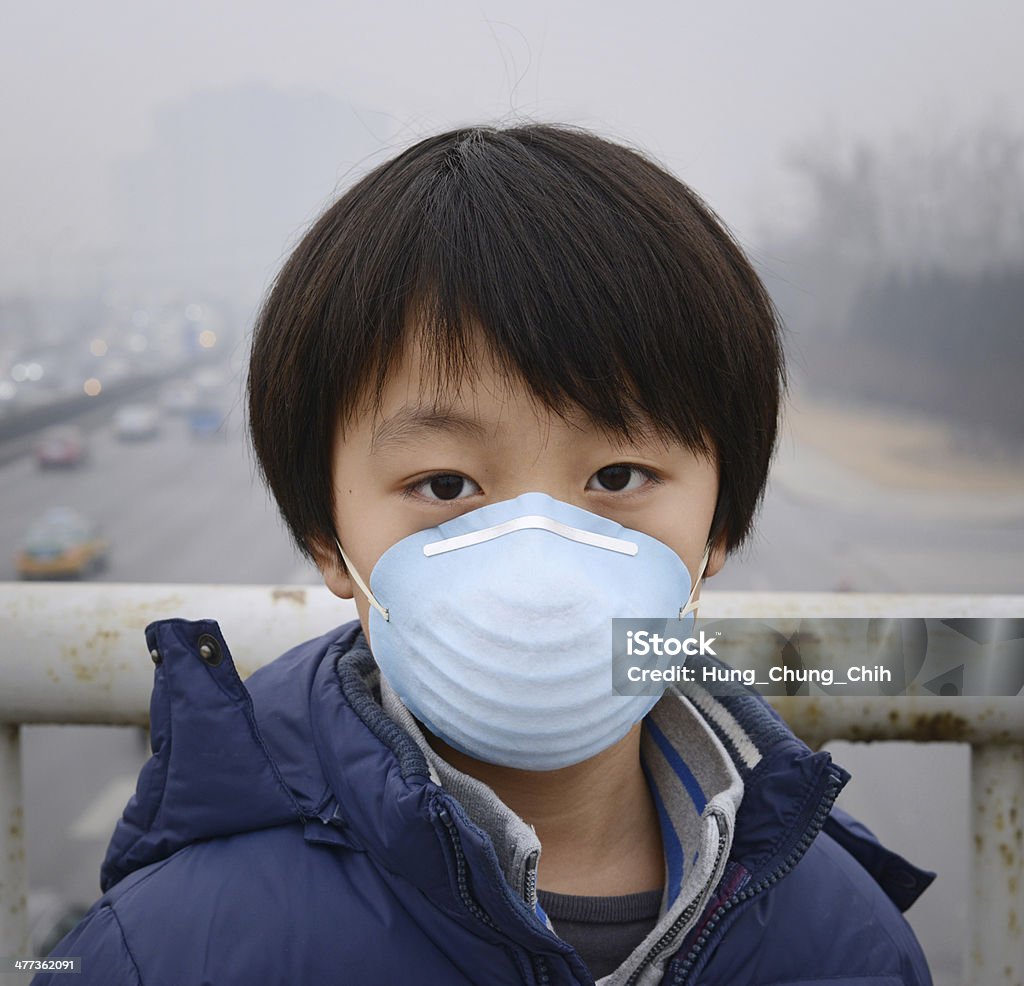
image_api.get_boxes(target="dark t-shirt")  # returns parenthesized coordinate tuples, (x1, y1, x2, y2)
(537, 888, 663, 980)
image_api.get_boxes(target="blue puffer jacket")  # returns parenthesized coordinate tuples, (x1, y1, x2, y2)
(36, 617, 935, 985)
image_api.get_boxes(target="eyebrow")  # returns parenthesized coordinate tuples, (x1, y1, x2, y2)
(369, 404, 491, 453)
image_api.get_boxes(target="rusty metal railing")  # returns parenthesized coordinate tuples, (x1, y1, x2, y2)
(1, 583, 1021, 983)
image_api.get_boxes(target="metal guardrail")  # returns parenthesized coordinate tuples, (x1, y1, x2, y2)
(0, 584, 1021, 983)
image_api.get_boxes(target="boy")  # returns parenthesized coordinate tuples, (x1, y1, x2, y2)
(36, 124, 934, 985)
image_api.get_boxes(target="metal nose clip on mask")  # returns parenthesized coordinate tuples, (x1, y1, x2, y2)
(335, 492, 710, 771)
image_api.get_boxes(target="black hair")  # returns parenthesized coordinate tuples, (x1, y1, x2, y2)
(247, 123, 785, 563)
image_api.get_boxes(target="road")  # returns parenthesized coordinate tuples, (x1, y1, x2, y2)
(0, 401, 316, 587)
(4, 393, 1021, 981)
(1, 396, 324, 944)
(715, 417, 1024, 596)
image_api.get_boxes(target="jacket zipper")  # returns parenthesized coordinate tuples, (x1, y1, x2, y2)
(669, 771, 844, 986)
(439, 805, 554, 986)
(437, 804, 497, 930)
(622, 824, 730, 986)
(524, 853, 551, 986)
(523, 850, 540, 910)
(532, 955, 552, 985)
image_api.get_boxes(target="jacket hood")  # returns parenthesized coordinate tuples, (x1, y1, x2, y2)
(101, 617, 935, 915)
(101, 619, 314, 891)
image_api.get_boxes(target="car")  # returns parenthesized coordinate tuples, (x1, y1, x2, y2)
(35, 426, 88, 468)
(191, 366, 228, 398)
(113, 403, 161, 440)
(160, 380, 200, 414)
(15, 507, 109, 580)
(28, 891, 91, 957)
(188, 403, 228, 439)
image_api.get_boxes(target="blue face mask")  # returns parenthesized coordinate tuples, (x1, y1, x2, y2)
(336, 492, 709, 771)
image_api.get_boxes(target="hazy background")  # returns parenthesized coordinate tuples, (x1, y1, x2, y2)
(1, 1, 1021, 979)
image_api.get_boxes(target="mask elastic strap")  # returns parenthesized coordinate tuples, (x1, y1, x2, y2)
(678, 544, 712, 620)
(334, 537, 390, 622)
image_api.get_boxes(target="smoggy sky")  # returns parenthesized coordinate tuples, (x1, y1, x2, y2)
(2, 0, 1020, 294)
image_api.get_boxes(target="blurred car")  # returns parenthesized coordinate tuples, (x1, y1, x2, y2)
(113, 403, 161, 440)
(35, 426, 87, 468)
(16, 507, 109, 579)
(191, 366, 228, 398)
(29, 891, 91, 957)
(188, 403, 228, 439)
(160, 380, 200, 414)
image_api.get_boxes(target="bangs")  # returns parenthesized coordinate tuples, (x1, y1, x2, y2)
(352, 294, 699, 456)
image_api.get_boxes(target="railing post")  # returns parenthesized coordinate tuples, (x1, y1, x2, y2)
(0, 724, 29, 956)
(969, 742, 1024, 986)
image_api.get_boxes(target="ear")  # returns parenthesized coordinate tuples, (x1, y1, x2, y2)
(310, 538, 355, 600)
(703, 534, 728, 580)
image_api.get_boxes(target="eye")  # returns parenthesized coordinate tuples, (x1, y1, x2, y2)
(587, 464, 660, 493)
(405, 473, 482, 502)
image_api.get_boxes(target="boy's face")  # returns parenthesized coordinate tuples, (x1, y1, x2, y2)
(320, 330, 726, 638)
